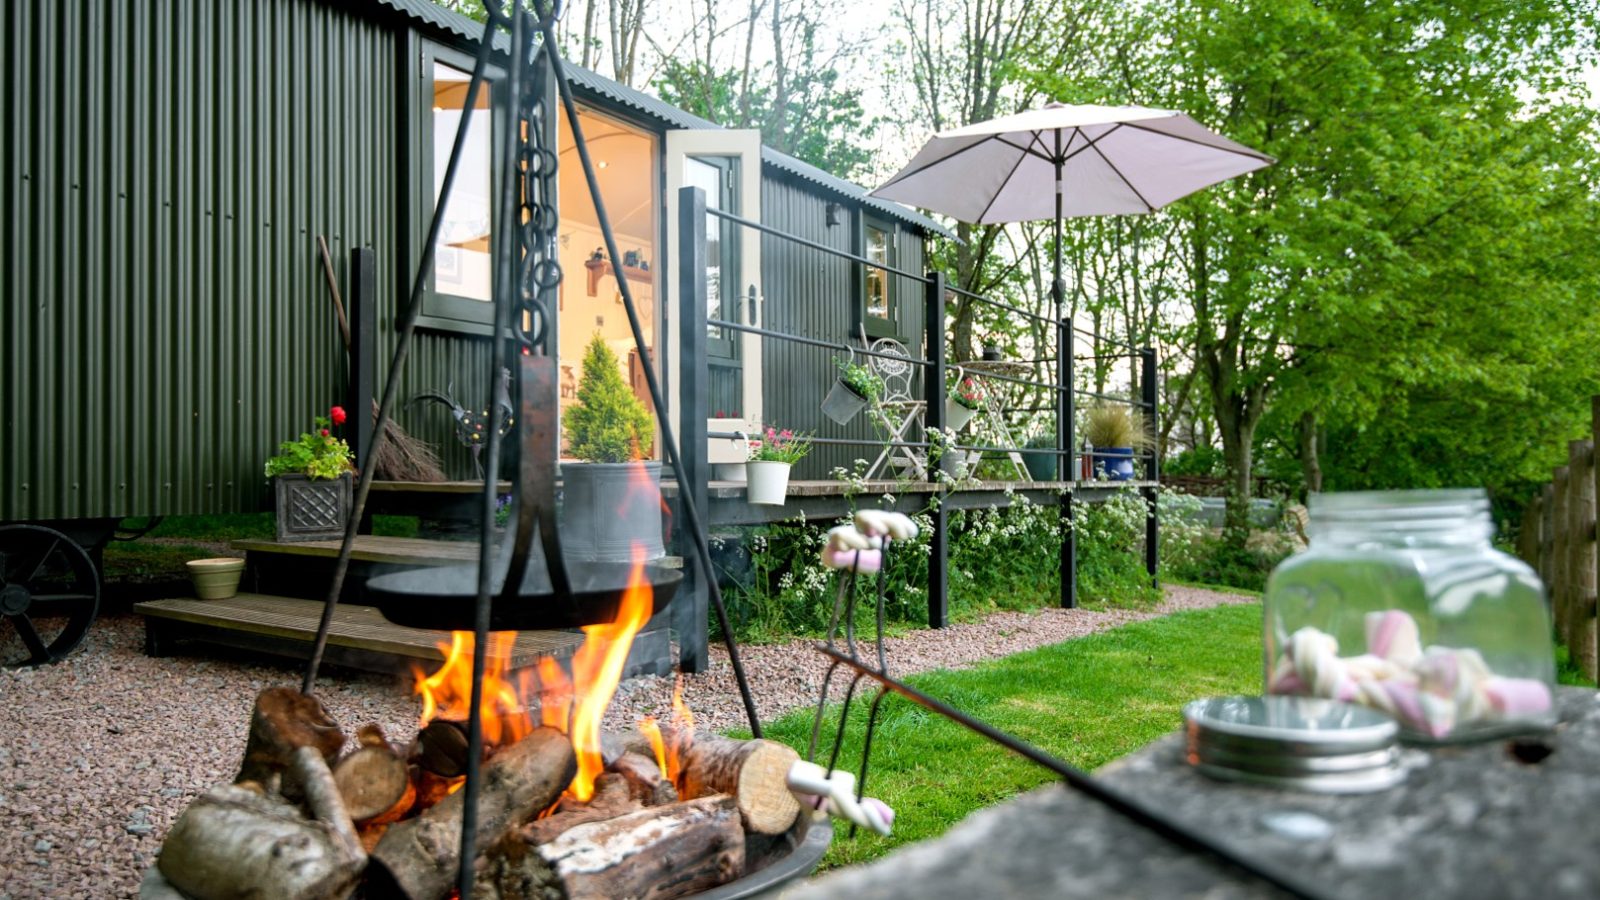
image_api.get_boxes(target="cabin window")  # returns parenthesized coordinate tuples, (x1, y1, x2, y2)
(413, 43, 503, 332)
(860, 216, 900, 339)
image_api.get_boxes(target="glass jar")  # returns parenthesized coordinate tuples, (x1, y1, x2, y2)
(1263, 489, 1556, 743)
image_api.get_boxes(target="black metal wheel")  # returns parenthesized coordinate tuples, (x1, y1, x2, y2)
(0, 524, 100, 666)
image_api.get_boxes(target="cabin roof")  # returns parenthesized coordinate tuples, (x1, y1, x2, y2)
(367, 0, 955, 240)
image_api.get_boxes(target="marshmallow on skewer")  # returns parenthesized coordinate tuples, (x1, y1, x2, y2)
(787, 760, 895, 836)
(821, 524, 884, 572)
(854, 510, 918, 541)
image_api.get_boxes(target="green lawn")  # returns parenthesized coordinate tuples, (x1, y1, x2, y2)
(738, 601, 1264, 870)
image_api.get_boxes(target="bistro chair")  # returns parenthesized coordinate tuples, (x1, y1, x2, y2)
(862, 335, 929, 480)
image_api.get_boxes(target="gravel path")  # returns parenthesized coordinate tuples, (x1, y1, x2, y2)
(0, 584, 1251, 899)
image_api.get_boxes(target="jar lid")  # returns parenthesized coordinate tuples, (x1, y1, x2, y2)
(1189, 742, 1399, 776)
(1183, 696, 1398, 756)
(1191, 760, 1407, 794)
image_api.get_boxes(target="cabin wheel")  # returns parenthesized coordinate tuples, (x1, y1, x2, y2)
(0, 524, 100, 666)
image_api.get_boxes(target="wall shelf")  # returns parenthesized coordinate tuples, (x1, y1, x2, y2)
(584, 258, 652, 296)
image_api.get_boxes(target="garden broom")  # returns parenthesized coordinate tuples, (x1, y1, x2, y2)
(317, 236, 446, 482)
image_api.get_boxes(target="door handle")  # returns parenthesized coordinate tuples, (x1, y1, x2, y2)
(747, 285, 761, 328)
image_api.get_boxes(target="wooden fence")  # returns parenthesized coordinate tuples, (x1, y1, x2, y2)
(1516, 396, 1599, 681)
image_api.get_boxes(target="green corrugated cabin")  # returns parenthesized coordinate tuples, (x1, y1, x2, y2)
(2, 0, 949, 540)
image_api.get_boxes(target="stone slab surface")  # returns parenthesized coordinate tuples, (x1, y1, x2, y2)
(783, 688, 1600, 900)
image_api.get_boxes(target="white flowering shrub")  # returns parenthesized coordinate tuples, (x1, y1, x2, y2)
(1156, 489, 1211, 576)
(1074, 487, 1162, 607)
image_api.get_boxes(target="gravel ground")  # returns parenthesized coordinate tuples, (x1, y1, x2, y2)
(0, 584, 1250, 899)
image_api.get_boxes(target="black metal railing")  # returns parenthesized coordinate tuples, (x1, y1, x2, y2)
(675, 187, 1163, 625)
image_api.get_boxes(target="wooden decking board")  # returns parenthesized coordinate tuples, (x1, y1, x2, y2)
(232, 535, 482, 565)
(370, 480, 512, 494)
(135, 594, 581, 665)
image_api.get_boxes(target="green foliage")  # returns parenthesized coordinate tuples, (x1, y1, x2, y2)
(564, 334, 655, 463)
(715, 478, 1167, 644)
(264, 411, 354, 480)
(1164, 446, 1225, 478)
(1028, 0, 1600, 529)
(747, 601, 1266, 869)
(1074, 488, 1162, 607)
(748, 426, 812, 465)
(833, 357, 883, 402)
(653, 26, 878, 180)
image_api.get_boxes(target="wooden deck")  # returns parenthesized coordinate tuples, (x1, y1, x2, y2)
(135, 593, 582, 674)
(232, 535, 481, 566)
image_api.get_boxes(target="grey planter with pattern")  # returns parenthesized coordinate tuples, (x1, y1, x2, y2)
(273, 473, 353, 542)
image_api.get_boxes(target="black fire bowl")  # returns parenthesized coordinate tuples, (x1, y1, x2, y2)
(366, 561, 681, 632)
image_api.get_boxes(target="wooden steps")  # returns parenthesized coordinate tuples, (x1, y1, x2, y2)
(233, 535, 483, 567)
(135, 593, 583, 674)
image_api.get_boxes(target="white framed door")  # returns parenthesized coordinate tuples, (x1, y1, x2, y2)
(665, 129, 763, 445)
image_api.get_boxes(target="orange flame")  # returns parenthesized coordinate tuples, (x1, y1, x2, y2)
(413, 631, 531, 747)
(565, 552, 654, 802)
(671, 674, 695, 735)
(535, 658, 572, 732)
(639, 716, 669, 777)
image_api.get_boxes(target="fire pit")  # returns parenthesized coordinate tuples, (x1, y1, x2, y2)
(140, 614, 831, 900)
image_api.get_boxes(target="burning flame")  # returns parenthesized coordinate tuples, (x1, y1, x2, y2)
(412, 631, 533, 747)
(636, 675, 695, 785)
(409, 457, 671, 806)
(566, 551, 655, 802)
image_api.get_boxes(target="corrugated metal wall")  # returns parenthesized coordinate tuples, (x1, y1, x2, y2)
(759, 173, 927, 480)
(2, 0, 493, 522)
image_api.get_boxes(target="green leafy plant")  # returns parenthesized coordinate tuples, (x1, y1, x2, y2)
(950, 376, 985, 410)
(264, 406, 355, 480)
(1083, 403, 1152, 450)
(834, 357, 883, 401)
(747, 426, 811, 465)
(564, 334, 656, 463)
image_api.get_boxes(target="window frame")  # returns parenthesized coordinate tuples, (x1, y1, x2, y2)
(858, 213, 901, 341)
(407, 39, 508, 335)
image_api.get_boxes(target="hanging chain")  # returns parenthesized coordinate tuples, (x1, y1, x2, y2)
(517, 4, 561, 356)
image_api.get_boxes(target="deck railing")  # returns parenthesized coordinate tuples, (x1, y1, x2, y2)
(673, 185, 1160, 636)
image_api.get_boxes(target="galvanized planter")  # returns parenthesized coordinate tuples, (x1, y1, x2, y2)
(272, 473, 353, 542)
(560, 462, 666, 563)
(820, 379, 869, 425)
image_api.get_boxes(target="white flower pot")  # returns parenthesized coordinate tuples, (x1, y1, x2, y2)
(944, 399, 979, 432)
(746, 460, 792, 505)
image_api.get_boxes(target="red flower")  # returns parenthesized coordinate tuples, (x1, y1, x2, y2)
(329, 405, 347, 426)
(320, 429, 330, 437)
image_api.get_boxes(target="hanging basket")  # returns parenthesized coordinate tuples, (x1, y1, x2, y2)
(746, 460, 793, 505)
(821, 379, 869, 425)
(944, 399, 979, 432)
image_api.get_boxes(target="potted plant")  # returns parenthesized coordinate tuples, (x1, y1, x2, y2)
(945, 375, 985, 432)
(745, 426, 811, 505)
(980, 334, 1005, 361)
(1083, 403, 1152, 481)
(821, 357, 882, 425)
(562, 334, 665, 562)
(1020, 431, 1061, 482)
(264, 405, 355, 542)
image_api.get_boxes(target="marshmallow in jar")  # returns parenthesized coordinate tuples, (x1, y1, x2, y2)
(1263, 489, 1556, 742)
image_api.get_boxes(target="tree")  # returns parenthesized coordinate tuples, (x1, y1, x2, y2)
(1033, 0, 1600, 536)
(652, 1, 880, 179)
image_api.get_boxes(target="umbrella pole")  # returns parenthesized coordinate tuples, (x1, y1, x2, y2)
(1053, 139, 1077, 608)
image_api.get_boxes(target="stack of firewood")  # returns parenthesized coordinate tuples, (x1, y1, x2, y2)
(143, 688, 806, 900)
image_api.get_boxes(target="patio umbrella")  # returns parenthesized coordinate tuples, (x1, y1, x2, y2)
(871, 102, 1274, 308)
